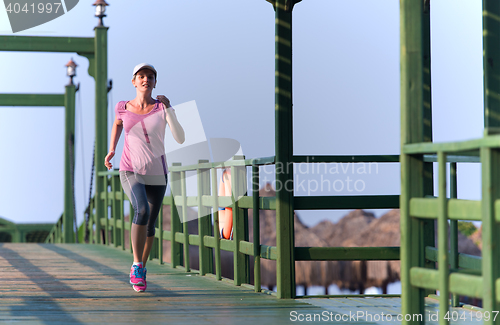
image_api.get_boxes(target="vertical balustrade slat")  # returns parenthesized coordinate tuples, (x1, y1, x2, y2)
(449, 162, 459, 307)
(181, 170, 190, 271)
(170, 163, 182, 268)
(252, 164, 261, 292)
(211, 168, 222, 280)
(437, 152, 449, 325)
(158, 203, 163, 264)
(104, 176, 109, 245)
(197, 160, 212, 276)
(129, 200, 133, 254)
(232, 156, 248, 286)
(112, 173, 121, 248)
(120, 186, 125, 251)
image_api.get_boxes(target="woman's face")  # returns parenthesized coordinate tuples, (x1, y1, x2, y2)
(132, 68, 157, 91)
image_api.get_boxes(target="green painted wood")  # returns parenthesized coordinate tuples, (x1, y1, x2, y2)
(260, 244, 278, 260)
(410, 267, 439, 291)
(170, 163, 182, 268)
(483, 0, 500, 135)
(480, 146, 500, 325)
(63, 85, 76, 244)
(450, 273, 483, 299)
(423, 154, 481, 163)
(0, 36, 94, 53)
(93, 26, 108, 247)
(158, 204, 163, 264)
(0, 94, 65, 106)
(252, 164, 261, 293)
(231, 157, 250, 286)
(403, 136, 500, 155)
(180, 171, 189, 271)
(167, 156, 275, 173)
(449, 163, 460, 307)
(425, 247, 482, 271)
(410, 198, 482, 221)
(111, 174, 121, 248)
(437, 152, 450, 325)
(400, 0, 428, 321)
(294, 247, 400, 261)
(274, 0, 295, 299)
(292, 155, 400, 163)
(197, 160, 212, 276)
(295, 195, 399, 210)
(210, 168, 222, 280)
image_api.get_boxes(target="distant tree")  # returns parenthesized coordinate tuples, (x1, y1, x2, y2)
(458, 221, 477, 237)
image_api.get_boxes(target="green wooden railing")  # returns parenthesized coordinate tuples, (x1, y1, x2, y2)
(45, 155, 408, 297)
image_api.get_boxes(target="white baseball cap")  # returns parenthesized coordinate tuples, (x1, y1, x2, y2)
(132, 63, 157, 79)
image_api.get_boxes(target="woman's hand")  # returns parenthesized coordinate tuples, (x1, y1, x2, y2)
(104, 150, 115, 170)
(156, 95, 171, 108)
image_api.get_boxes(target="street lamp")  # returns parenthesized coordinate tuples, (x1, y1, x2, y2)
(65, 58, 77, 85)
(93, 0, 109, 27)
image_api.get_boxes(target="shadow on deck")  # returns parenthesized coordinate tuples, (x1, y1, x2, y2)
(0, 244, 482, 324)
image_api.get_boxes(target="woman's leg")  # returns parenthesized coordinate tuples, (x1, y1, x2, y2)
(120, 171, 150, 264)
(142, 176, 167, 267)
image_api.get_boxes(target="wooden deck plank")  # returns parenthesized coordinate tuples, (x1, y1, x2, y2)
(0, 243, 484, 324)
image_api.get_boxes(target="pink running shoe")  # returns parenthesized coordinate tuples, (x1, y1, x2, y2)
(133, 268, 147, 292)
(130, 264, 145, 286)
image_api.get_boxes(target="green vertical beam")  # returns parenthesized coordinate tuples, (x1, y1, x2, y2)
(449, 162, 459, 307)
(232, 156, 249, 286)
(437, 152, 449, 325)
(112, 173, 121, 247)
(400, 0, 427, 322)
(63, 84, 76, 243)
(274, 0, 295, 299)
(211, 168, 222, 280)
(197, 160, 212, 276)
(483, 0, 500, 135)
(252, 164, 261, 293)
(120, 186, 125, 250)
(170, 163, 183, 268)
(158, 204, 163, 264)
(481, 147, 500, 325)
(181, 170, 190, 271)
(104, 176, 109, 245)
(422, 0, 436, 277)
(93, 26, 109, 245)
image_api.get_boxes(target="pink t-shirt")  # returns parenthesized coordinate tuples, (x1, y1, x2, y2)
(115, 99, 169, 175)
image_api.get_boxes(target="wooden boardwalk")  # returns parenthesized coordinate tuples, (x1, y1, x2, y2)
(0, 243, 483, 324)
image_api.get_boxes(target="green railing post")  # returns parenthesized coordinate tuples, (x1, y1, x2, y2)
(232, 156, 249, 286)
(63, 83, 76, 243)
(211, 168, 222, 280)
(112, 172, 121, 248)
(437, 152, 449, 325)
(103, 176, 109, 245)
(400, 0, 427, 322)
(93, 25, 109, 245)
(481, 147, 500, 325)
(421, 0, 436, 282)
(483, 0, 500, 135)
(158, 204, 163, 264)
(120, 185, 125, 251)
(181, 170, 190, 271)
(273, 0, 296, 299)
(197, 160, 212, 276)
(252, 164, 261, 293)
(449, 162, 459, 307)
(170, 163, 183, 268)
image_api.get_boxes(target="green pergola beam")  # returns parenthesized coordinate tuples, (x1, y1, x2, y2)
(0, 36, 94, 53)
(0, 94, 64, 107)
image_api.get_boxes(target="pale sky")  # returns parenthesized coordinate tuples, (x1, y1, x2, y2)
(0, 0, 483, 228)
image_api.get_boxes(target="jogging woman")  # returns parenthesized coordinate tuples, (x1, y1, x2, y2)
(104, 63, 185, 292)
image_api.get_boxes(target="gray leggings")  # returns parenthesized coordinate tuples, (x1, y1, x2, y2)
(119, 171, 167, 237)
